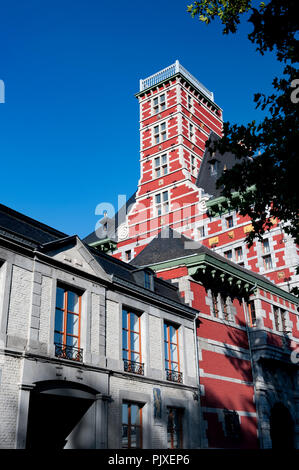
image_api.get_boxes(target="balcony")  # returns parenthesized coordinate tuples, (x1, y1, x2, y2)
(54, 343, 83, 362)
(166, 368, 183, 383)
(123, 359, 144, 376)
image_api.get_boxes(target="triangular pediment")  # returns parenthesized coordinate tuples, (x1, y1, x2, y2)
(40, 236, 111, 282)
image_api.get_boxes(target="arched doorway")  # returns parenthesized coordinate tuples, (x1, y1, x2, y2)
(269, 402, 294, 449)
(26, 381, 99, 449)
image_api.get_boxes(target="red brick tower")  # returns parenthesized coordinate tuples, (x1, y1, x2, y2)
(115, 61, 223, 261)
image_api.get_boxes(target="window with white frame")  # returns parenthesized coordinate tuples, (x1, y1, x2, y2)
(220, 295, 229, 321)
(235, 246, 243, 262)
(189, 123, 194, 140)
(153, 122, 167, 144)
(154, 154, 168, 178)
(191, 155, 196, 175)
(187, 94, 192, 111)
(262, 238, 270, 254)
(224, 250, 233, 260)
(225, 216, 234, 229)
(155, 191, 169, 216)
(198, 225, 205, 238)
(153, 93, 166, 114)
(263, 254, 273, 270)
(273, 306, 288, 332)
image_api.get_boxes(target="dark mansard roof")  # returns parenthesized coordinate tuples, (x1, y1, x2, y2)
(0, 202, 191, 311)
(196, 131, 243, 199)
(83, 191, 137, 246)
(129, 227, 279, 291)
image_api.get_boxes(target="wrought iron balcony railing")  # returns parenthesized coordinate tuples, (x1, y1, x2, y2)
(123, 359, 144, 375)
(166, 368, 183, 383)
(55, 343, 83, 362)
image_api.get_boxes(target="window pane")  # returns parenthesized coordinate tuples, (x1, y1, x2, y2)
(56, 287, 64, 309)
(162, 154, 167, 164)
(164, 202, 169, 213)
(153, 98, 158, 106)
(162, 132, 166, 141)
(160, 94, 165, 103)
(66, 335, 78, 347)
(155, 135, 160, 144)
(155, 194, 161, 204)
(122, 329, 128, 351)
(171, 343, 178, 363)
(131, 405, 140, 425)
(130, 332, 139, 353)
(155, 157, 160, 167)
(156, 168, 161, 177)
(122, 310, 128, 329)
(54, 332, 63, 345)
(164, 341, 169, 361)
(161, 122, 166, 131)
(122, 425, 128, 447)
(55, 308, 64, 333)
(67, 291, 79, 313)
(130, 427, 137, 448)
(67, 313, 79, 337)
(163, 191, 168, 201)
(131, 312, 139, 332)
(154, 126, 159, 134)
(122, 403, 128, 424)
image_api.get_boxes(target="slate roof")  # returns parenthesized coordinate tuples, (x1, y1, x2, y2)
(196, 132, 242, 199)
(130, 227, 279, 290)
(0, 203, 68, 248)
(83, 191, 136, 245)
(0, 202, 188, 309)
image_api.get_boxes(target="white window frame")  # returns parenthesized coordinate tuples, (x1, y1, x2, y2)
(154, 153, 168, 179)
(235, 246, 243, 262)
(155, 190, 169, 216)
(153, 122, 167, 145)
(153, 93, 166, 115)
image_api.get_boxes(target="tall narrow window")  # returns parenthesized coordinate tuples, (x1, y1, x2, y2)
(262, 239, 270, 254)
(224, 250, 233, 260)
(54, 285, 82, 361)
(198, 225, 205, 238)
(187, 95, 192, 110)
(248, 301, 257, 327)
(122, 402, 143, 448)
(211, 292, 219, 318)
(189, 123, 194, 140)
(220, 296, 229, 321)
(153, 122, 167, 144)
(154, 154, 168, 178)
(144, 271, 151, 290)
(225, 216, 234, 229)
(164, 323, 182, 383)
(280, 309, 287, 332)
(153, 93, 166, 114)
(191, 155, 196, 175)
(155, 191, 169, 216)
(235, 247, 243, 262)
(273, 306, 280, 331)
(167, 408, 183, 449)
(122, 309, 144, 375)
(263, 254, 273, 270)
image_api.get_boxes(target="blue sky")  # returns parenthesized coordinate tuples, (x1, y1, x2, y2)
(0, 0, 284, 238)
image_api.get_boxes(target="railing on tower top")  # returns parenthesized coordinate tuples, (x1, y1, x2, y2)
(139, 60, 214, 102)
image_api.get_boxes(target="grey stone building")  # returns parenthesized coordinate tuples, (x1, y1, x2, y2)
(0, 203, 200, 449)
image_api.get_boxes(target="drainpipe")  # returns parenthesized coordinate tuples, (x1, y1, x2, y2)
(193, 312, 204, 448)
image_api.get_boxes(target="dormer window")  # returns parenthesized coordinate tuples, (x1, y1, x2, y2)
(210, 160, 219, 175)
(144, 271, 152, 289)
